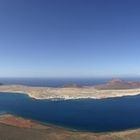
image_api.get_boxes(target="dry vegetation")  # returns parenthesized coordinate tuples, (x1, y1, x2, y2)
(0, 115, 140, 140)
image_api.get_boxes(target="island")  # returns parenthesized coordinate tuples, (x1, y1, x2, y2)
(0, 79, 140, 100)
(1, 79, 140, 140)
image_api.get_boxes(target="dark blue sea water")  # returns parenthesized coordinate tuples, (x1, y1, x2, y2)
(1, 93, 140, 132)
(1, 77, 140, 87)
(0, 78, 110, 87)
(1, 78, 140, 132)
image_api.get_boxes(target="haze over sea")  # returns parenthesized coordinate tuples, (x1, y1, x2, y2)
(1, 77, 140, 87)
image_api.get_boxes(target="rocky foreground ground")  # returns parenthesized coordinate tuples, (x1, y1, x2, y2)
(1, 79, 140, 139)
(0, 114, 140, 140)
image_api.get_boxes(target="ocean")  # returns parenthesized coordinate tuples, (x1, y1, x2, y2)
(1, 77, 140, 87)
(1, 77, 140, 132)
(0, 93, 140, 132)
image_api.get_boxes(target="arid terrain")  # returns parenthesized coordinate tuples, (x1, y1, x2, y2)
(0, 114, 140, 140)
(0, 79, 140, 100)
(1, 79, 140, 140)
(95, 79, 140, 89)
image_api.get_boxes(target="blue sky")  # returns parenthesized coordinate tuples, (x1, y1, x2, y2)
(0, 0, 140, 78)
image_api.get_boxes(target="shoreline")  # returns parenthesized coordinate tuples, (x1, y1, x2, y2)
(1, 113, 140, 134)
(0, 113, 79, 132)
(0, 85, 140, 100)
(0, 113, 140, 140)
(1, 83, 140, 139)
(1, 90, 140, 101)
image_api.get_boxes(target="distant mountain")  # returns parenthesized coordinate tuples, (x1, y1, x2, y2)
(95, 79, 140, 90)
(63, 83, 83, 88)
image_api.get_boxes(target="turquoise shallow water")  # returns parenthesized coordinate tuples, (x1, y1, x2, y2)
(1, 92, 140, 132)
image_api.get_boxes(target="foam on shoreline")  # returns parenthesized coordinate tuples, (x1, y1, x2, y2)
(0, 85, 140, 100)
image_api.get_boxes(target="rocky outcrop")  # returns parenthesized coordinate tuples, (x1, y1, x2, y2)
(63, 84, 82, 88)
(1, 83, 140, 100)
(95, 79, 140, 90)
(0, 114, 140, 140)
